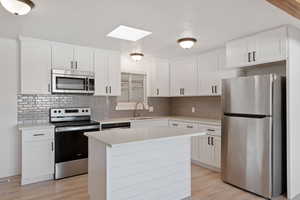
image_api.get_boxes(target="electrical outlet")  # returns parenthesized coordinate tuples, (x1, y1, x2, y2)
(149, 106, 154, 112)
(192, 107, 195, 113)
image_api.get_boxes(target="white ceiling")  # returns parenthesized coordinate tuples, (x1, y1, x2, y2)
(1, 0, 300, 58)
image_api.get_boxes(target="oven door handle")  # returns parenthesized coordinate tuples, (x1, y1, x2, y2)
(55, 125, 100, 133)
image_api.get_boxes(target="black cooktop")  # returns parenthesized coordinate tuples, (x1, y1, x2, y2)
(51, 120, 100, 128)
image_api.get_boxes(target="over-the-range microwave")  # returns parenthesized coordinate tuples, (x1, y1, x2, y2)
(51, 69, 95, 94)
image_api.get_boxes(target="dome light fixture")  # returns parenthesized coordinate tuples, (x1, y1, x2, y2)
(177, 37, 197, 49)
(0, 0, 35, 15)
(130, 52, 144, 62)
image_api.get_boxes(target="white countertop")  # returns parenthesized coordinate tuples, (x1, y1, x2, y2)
(100, 116, 221, 126)
(85, 127, 206, 147)
(18, 122, 54, 130)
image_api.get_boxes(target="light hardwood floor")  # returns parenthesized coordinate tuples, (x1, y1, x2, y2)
(0, 165, 267, 200)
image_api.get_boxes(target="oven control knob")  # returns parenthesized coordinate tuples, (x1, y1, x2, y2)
(58, 110, 61, 113)
(54, 110, 57, 113)
(82, 109, 85, 112)
(86, 110, 89, 112)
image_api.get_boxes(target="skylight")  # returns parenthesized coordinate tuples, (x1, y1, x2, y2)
(107, 25, 152, 42)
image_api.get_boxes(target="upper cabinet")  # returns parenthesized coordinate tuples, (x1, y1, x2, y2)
(226, 26, 287, 68)
(149, 59, 170, 97)
(170, 57, 198, 96)
(20, 38, 52, 94)
(94, 50, 121, 96)
(52, 43, 94, 71)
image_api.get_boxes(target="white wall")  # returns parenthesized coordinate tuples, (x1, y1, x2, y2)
(287, 26, 300, 200)
(0, 38, 19, 178)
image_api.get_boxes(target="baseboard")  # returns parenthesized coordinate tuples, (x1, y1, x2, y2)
(192, 160, 221, 172)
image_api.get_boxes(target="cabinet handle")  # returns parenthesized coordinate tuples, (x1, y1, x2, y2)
(109, 86, 112, 94)
(208, 136, 210, 145)
(207, 129, 215, 132)
(187, 125, 193, 129)
(179, 88, 182, 95)
(253, 51, 256, 62)
(212, 86, 214, 94)
(48, 83, 51, 92)
(105, 86, 108, 94)
(157, 89, 159, 96)
(182, 88, 185, 95)
(172, 123, 178, 127)
(51, 142, 54, 152)
(33, 133, 45, 137)
(211, 137, 214, 146)
(248, 52, 251, 62)
(215, 86, 217, 94)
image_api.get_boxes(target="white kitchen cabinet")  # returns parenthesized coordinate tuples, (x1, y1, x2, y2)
(52, 43, 94, 71)
(21, 127, 54, 185)
(20, 39, 52, 94)
(226, 26, 287, 68)
(198, 74, 221, 96)
(74, 46, 94, 71)
(255, 27, 287, 64)
(211, 136, 221, 168)
(170, 57, 198, 96)
(52, 43, 74, 70)
(150, 59, 170, 97)
(94, 50, 121, 96)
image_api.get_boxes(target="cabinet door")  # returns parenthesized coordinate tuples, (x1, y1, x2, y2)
(21, 42, 52, 94)
(198, 50, 219, 72)
(197, 135, 211, 165)
(52, 43, 74, 70)
(152, 59, 170, 97)
(170, 58, 197, 96)
(255, 27, 287, 64)
(211, 136, 221, 168)
(74, 46, 94, 71)
(108, 52, 121, 96)
(198, 73, 222, 96)
(226, 38, 248, 68)
(22, 139, 54, 182)
(94, 50, 109, 96)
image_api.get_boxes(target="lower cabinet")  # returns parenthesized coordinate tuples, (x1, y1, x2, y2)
(21, 126, 55, 185)
(192, 135, 221, 169)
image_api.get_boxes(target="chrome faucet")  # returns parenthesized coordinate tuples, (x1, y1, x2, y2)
(133, 101, 145, 118)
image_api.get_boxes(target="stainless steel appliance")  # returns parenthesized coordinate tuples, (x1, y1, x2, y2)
(221, 74, 285, 199)
(52, 69, 95, 94)
(50, 107, 100, 179)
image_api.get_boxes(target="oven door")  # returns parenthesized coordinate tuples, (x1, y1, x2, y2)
(52, 74, 89, 94)
(55, 130, 88, 179)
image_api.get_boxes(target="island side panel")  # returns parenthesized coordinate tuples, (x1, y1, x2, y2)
(88, 137, 108, 200)
(107, 137, 192, 200)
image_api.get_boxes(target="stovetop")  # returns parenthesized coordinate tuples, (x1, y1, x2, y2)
(51, 120, 100, 128)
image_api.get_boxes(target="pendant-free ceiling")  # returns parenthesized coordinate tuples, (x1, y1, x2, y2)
(130, 53, 144, 62)
(177, 37, 197, 49)
(0, 0, 35, 15)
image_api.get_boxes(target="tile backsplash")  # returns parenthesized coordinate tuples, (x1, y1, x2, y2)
(17, 94, 171, 123)
(170, 96, 222, 120)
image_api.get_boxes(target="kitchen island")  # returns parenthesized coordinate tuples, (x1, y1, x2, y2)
(85, 127, 206, 200)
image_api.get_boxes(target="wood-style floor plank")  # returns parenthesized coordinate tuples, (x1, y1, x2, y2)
(0, 165, 271, 200)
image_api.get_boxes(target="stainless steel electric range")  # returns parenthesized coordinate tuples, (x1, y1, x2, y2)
(50, 107, 100, 180)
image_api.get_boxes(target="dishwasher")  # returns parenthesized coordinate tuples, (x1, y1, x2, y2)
(101, 122, 131, 131)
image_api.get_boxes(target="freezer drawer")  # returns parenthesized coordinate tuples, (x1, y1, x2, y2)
(222, 75, 273, 115)
(221, 115, 272, 198)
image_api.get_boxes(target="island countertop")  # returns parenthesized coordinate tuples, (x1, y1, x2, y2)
(85, 126, 206, 147)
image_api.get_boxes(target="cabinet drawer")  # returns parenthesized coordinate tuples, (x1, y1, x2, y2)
(169, 120, 198, 129)
(198, 124, 221, 136)
(22, 128, 54, 142)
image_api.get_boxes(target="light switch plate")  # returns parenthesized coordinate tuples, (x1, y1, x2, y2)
(192, 107, 195, 113)
(149, 106, 154, 112)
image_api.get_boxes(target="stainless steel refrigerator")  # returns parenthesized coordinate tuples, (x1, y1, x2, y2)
(221, 74, 285, 199)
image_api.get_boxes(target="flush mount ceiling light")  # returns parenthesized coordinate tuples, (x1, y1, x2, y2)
(177, 37, 197, 49)
(107, 25, 152, 42)
(130, 52, 144, 62)
(0, 0, 35, 15)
